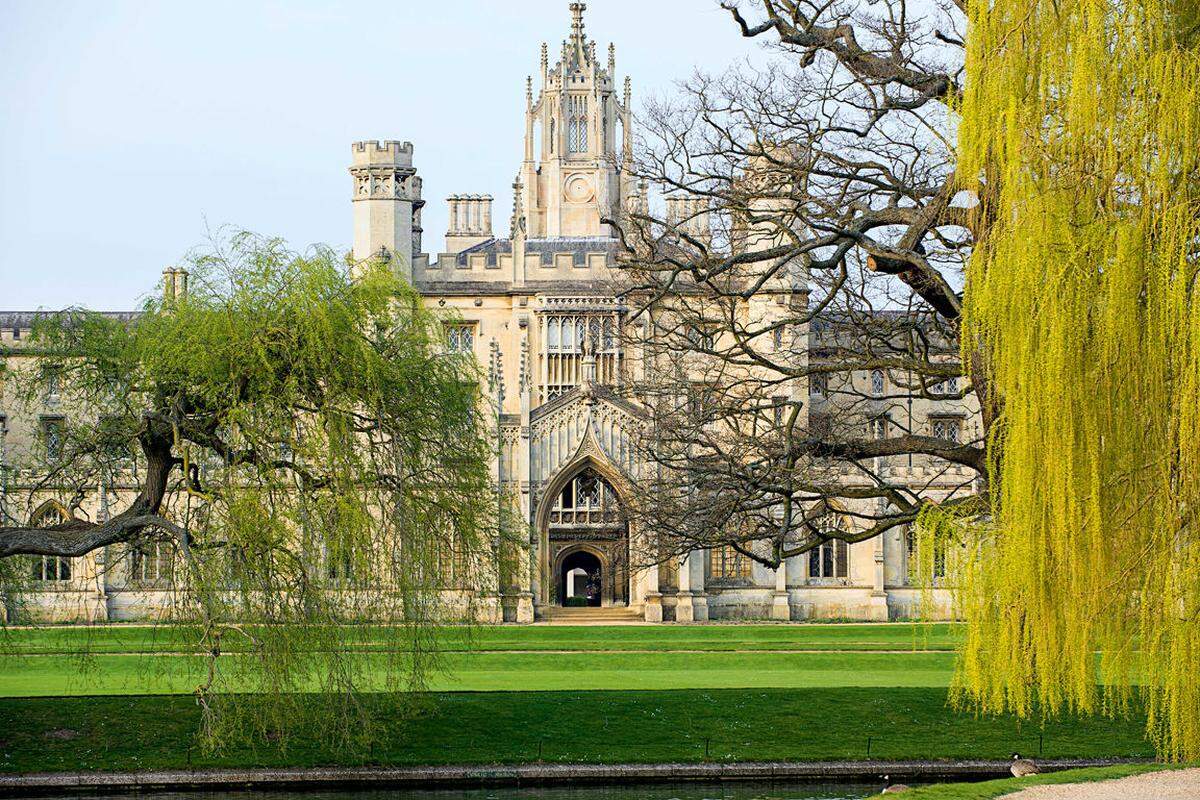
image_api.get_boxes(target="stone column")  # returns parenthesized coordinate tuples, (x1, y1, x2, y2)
(675, 549, 709, 622)
(643, 551, 662, 622)
(869, 537, 890, 621)
(771, 556, 791, 621)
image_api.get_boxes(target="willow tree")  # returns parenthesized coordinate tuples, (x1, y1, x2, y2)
(952, 0, 1200, 762)
(0, 232, 496, 747)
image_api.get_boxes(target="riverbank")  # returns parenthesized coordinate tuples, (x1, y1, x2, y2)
(0, 758, 1139, 798)
(865, 763, 1190, 799)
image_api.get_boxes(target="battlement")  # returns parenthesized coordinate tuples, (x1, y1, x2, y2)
(351, 140, 414, 167)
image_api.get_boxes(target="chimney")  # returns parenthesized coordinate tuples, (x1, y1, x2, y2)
(666, 194, 712, 244)
(445, 193, 495, 255)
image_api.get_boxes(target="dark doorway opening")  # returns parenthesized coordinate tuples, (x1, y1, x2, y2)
(560, 550, 602, 607)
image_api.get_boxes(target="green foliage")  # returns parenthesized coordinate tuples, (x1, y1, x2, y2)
(2, 232, 499, 749)
(957, 0, 1200, 761)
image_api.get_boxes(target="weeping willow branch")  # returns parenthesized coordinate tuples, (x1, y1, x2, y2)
(953, 0, 1200, 762)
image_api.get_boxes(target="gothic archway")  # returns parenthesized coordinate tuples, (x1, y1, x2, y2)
(537, 457, 630, 608)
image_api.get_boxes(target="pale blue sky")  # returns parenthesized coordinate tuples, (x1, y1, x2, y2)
(0, 0, 760, 310)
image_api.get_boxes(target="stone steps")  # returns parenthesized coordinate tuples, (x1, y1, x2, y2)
(537, 605, 645, 624)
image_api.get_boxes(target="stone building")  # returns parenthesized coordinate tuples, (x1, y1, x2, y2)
(0, 3, 977, 623)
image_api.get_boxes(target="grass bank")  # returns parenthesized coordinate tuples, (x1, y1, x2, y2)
(867, 763, 1186, 799)
(0, 689, 1155, 774)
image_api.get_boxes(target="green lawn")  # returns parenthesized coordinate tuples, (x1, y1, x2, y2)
(0, 689, 1156, 774)
(0, 623, 1156, 777)
(0, 623, 960, 696)
(0, 650, 957, 695)
(0, 621, 963, 655)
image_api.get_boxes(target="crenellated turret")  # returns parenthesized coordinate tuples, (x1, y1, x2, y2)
(349, 140, 424, 280)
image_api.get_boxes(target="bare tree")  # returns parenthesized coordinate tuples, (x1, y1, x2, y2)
(610, 0, 986, 569)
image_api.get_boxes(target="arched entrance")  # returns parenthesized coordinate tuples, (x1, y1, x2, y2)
(559, 549, 602, 606)
(538, 460, 631, 608)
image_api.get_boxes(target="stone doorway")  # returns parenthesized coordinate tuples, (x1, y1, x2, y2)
(539, 462, 631, 608)
(559, 549, 602, 606)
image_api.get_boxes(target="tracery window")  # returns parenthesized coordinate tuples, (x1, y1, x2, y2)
(930, 416, 962, 443)
(549, 468, 621, 528)
(40, 416, 64, 462)
(29, 504, 72, 583)
(446, 324, 475, 354)
(567, 95, 588, 153)
(904, 526, 947, 584)
(808, 538, 849, 581)
(709, 545, 752, 580)
(539, 306, 622, 401)
(129, 540, 173, 586)
(437, 529, 470, 588)
(870, 369, 886, 397)
(932, 375, 959, 395)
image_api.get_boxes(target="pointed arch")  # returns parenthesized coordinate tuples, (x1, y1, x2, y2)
(534, 451, 633, 534)
(29, 499, 72, 526)
(535, 449, 636, 608)
(28, 500, 75, 583)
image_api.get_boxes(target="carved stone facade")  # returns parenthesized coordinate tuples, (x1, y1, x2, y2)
(0, 3, 974, 623)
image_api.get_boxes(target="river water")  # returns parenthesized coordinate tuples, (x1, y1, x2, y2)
(66, 783, 886, 800)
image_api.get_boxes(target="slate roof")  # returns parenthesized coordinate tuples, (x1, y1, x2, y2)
(0, 310, 141, 330)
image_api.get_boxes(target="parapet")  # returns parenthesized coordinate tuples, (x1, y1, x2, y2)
(351, 140, 414, 167)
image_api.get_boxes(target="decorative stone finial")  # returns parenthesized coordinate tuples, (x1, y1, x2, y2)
(568, 2, 587, 67)
(569, 3, 587, 40)
(511, 175, 526, 238)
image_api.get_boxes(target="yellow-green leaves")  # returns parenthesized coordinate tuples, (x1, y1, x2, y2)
(956, 0, 1200, 760)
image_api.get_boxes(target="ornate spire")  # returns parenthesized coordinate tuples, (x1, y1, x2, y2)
(569, 3, 587, 51)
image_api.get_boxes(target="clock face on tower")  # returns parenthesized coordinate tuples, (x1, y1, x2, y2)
(563, 173, 595, 204)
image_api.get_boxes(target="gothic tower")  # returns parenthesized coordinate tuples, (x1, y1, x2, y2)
(519, 3, 632, 239)
(349, 140, 425, 279)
